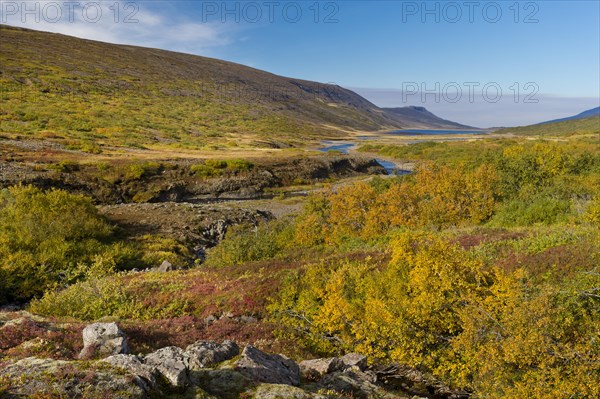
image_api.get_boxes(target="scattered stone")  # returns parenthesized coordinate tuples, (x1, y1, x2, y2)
(157, 260, 173, 272)
(236, 345, 300, 386)
(185, 340, 240, 369)
(340, 353, 368, 371)
(79, 322, 128, 359)
(144, 346, 190, 387)
(299, 357, 344, 380)
(204, 314, 218, 324)
(240, 315, 258, 323)
(221, 311, 235, 320)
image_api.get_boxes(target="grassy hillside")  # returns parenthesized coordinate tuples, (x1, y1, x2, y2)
(494, 115, 600, 137)
(0, 25, 403, 152)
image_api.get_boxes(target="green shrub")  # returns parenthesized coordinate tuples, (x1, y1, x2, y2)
(226, 159, 253, 171)
(126, 162, 162, 180)
(0, 185, 136, 303)
(205, 219, 294, 267)
(205, 159, 227, 169)
(491, 196, 572, 227)
(48, 160, 80, 173)
(585, 196, 600, 226)
(29, 277, 148, 320)
(191, 163, 223, 178)
(138, 235, 193, 267)
(191, 159, 253, 178)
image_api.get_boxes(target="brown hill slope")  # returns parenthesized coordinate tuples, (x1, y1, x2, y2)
(0, 25, 405, 150)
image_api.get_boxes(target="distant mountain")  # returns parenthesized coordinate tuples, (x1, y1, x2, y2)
(539, 107, 600, 125)
(382, 106, 476, 130)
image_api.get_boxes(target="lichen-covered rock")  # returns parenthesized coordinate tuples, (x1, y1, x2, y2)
(299, 357, 344, 380)
(317, 369, 401, 399)
(250, 383, 328, 398)
(189, 368, 251, 399)
(0, 357, 147, 399)
(185, 340, 239, 369)
(339, 353, 368, 371)
(79, 322, 128, 359)
(236, 345, 300, 386)
(144, 346, 190, 387)
(102, 354, 159, 392)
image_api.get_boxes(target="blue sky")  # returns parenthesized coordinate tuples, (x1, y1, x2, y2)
(2, 0, 599, 126)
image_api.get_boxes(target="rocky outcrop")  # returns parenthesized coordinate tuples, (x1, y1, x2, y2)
(99, 202, 273, 256)
(1, 155, 386, 205)
(186, 340, 239, 369)
(340, 353, 368, 371)
(235, 345, 301, 386)
(317, 369, 384, 399)
(102, 354, 160, 393)
(251, 384, 329, 399)
(376, 363, 471, 399)
(144, 346, 190, 387)
(299, 357, 344, 380)
(0, 357, 147, 399)
(78, 322, 128, 359)
(1, 324, 461, 399)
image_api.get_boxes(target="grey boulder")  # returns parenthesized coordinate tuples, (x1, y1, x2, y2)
(185, 340, 240, 369)
(102, 354, 159, 392)
(79, 322, 128, 359)
(340, 353, 368, 371)
(299, 357, 344, 380)
(236, 345, 300, 386)
(144, 346, 190, 387)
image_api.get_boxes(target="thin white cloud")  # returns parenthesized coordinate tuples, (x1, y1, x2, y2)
(1, 1, 235, 56)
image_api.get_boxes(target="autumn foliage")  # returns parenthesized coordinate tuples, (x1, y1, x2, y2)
(270, 231, 599, 398)
(295, 162, 502, 246)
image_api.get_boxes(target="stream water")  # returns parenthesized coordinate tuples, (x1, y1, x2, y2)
(317, 141, 406, 175)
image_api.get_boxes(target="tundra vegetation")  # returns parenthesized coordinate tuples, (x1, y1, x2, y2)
(1, 135, 598, 398)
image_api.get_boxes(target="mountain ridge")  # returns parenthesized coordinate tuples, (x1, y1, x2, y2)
(0, 25, 470, 149)
(382, 105, 477, 129)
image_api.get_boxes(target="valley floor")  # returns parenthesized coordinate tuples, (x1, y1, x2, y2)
(1, 126, 599, 399)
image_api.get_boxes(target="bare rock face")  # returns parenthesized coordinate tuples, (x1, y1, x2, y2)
(79, 322, 128, 359)
(144, 346, 190, 387)
(299, 357, 345, 380)
(185, 340, 240, 369)
(235, 345, 301, 386)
